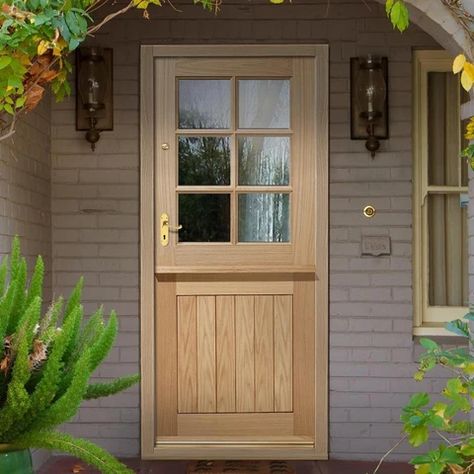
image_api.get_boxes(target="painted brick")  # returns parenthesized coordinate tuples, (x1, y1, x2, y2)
(45, 0, 452, 462)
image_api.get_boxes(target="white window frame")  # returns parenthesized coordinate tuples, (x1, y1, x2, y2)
(413, 50, 468, 336)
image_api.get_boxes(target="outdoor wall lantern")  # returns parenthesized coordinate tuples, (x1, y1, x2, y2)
(76, 47, 113, 151)
(350, 55, 389, 157)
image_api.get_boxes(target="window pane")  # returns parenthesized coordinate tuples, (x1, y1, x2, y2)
(238, 136, 290, 186)
(428, 194, 468, 306)
(179, 136, 230, 186)
(178, 80, 231, 129)
(238, 80, 290, 129)
(238, 193, 290, 242)
(179, 194, 230, 243)
(427, 72, 459, 186)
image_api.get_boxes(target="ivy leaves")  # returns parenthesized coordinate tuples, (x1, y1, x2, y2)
(385, 0, 409, 32)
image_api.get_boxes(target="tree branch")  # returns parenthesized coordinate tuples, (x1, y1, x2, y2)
(87, 1, 135, 35)
(372, 434, 408, 474)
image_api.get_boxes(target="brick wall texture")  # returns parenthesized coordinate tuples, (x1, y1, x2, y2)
(47, 0, 452, 461)
(0, 98, 52, 469)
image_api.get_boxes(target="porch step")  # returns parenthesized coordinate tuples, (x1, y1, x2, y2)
(187, 460, 295, 473)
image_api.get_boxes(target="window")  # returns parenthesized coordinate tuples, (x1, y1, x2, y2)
(413, 51, 469, 335)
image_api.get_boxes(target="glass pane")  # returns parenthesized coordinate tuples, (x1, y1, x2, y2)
(428, 194, 468, 306)
(178, 80, 231, 129)
(179, 136, 230, 186)
(238, 193, 290, 242)
(238, 136, 290, 186)
(427, 72, 459, 186)
(179, 194, 230, 242)
(239, 80, 290, 129)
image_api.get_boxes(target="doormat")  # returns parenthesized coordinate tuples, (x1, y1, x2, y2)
(187, 460, 295, 473)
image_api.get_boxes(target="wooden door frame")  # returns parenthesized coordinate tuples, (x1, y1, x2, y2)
(140, 44, 329, 459)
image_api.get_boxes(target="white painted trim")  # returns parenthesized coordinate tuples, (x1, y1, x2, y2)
(412, 50, 469, 333)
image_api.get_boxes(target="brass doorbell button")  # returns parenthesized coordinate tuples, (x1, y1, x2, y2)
(363, 205, 376, 218)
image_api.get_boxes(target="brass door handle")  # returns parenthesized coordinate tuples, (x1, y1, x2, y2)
(160, 213, 182, 247)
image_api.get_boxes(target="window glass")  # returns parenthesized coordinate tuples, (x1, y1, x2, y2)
(238, 193, 290, 242)
(238, 80, 290, 129)
(178, 136, 230, 186)
(428, 194, 468, 306)
(238, 136, 290, 186)
(178, 79, 231, 129)
(179, 194, 231, 242)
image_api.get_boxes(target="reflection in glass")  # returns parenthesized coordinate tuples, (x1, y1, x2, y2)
(238, 136, 289, 185)
(178, 80, 231, 129)
(428, 194, 468, 306)
(239, 80, 290, 129)
(179, 194, 230, 242)
(427, 72, 459, 186)
(179, 136, 230, 185)
(238, 193, 290, 242)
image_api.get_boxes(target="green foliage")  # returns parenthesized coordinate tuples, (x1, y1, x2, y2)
(12, 430, 131, 474)
(398, 312, 474, 474)
(85, 374, 140, 400)
(0, 0, 218, 126)
(385, 0, 409, 32)
(0, 237, 139, 473)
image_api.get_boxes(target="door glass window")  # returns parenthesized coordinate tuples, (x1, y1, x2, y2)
(238, 80, 290, 129)
(178, 194, 231, 242)
(178, 79, 231, 129)
(176, 76, 291, 244)
(238, 193, 290, 242)
(179, 136, 231, 186)
(238, 136, 290, 186)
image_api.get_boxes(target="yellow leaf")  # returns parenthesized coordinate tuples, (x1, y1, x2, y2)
(452, 54, 466, 74)
(463, 62, 474, 81)
(461, 69, 474, 91)
(37, 40, 49, 56)
(415, 465, 430, 474)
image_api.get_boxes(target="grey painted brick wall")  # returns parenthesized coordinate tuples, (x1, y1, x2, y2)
(50, 0, 447, 460)
(0, 98, 52, 469)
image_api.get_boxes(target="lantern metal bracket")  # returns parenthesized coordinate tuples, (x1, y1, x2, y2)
(75, 47, 114, 151)
(350, 56, 389, 158)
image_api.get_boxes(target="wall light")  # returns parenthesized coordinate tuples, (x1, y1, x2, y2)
(76, 47, 113, 151)
(350, 55, 389, 157)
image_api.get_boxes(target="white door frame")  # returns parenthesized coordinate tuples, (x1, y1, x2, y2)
(139, 44, 329, 459)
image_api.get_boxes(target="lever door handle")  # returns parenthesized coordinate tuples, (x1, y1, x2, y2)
(160, 213, 182, 247)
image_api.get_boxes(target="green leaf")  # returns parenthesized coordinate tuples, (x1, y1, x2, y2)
(464, 311, 474, 321)
(3, 103, 13, 115)
(419, 338, 438, 351)
(389, 0, 409, 32)
(408, 392, 429, 409)
(0, 57, 12, 71)
(445, 319, 469, 337)
(11, 430, 133, 474)
(385, 0, 394, 15)
(408, 425, 429, 447)
(84, 374, 140, 400)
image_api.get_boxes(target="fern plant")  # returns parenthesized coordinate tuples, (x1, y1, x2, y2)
(0, 237, 139, 474)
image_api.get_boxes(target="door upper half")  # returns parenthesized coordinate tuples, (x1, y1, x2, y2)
(154, 57, 317, 270)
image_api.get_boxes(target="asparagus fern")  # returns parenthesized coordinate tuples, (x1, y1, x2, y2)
(0, 237, 139, 473)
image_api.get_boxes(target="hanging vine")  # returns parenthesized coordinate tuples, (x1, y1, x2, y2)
(0, 0, 472, 144)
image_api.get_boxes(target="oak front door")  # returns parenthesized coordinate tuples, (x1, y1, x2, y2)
(140, 45, 328, 460)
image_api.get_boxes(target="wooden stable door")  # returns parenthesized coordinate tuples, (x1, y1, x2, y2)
(140, 45, 328, 460)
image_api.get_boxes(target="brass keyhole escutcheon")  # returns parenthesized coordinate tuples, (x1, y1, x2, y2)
(161, 143, 170, 150)
(363, 205, 376, 218)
